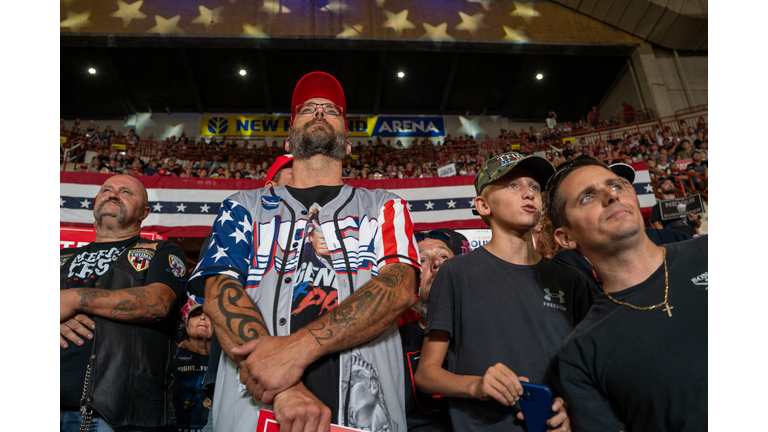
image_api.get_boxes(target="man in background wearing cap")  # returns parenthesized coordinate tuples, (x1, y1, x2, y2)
(685, 150, 707, 190)
(188, 71, 420, 432)
(400, 229, 468, 432)
(650, 176, 701, 237)
(265, 154, 294, 187)
(416, 153, 592, 431)
(543, 157, 707, 432)
(171, 299, 213, 432)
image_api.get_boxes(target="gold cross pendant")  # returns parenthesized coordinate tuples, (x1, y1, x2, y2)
(663, 303, 674, 317)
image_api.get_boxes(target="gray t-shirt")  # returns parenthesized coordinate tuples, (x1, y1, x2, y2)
(425, 247, 593, 431)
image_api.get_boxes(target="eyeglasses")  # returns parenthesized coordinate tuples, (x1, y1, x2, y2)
(415, 230, 453, 250)
(293, 102, 345, 117)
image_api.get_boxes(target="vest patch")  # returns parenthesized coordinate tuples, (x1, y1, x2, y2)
(261, 195, 280, 210)
(169, 254, 186, 277)
(128, 249, 154, 271)
(134, 242, 158, 250)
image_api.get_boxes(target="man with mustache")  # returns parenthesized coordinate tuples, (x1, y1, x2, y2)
(544, 157, 707, 431)
(188, 72, 420, 432)
(60, 175, 188, 431)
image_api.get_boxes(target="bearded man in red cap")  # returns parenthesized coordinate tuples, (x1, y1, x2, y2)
(187, 72, 420, 432)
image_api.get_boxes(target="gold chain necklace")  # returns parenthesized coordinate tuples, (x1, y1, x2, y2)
(601, 247, 674, 317)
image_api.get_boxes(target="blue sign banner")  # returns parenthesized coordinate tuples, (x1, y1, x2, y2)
(372, 117, 445, 137)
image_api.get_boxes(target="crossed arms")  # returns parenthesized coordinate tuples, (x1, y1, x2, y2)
(202, 262, 417, 430)
(60, 283, 178, 348)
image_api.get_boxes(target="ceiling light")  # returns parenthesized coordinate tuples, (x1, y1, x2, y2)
(88, 68, 96, 74)
(397, 72, 405, 78)
(536, 73, 543, 80)
(239, 70, 247, 76)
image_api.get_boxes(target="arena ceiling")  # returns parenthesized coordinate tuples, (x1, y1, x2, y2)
(61, 35, 634, 122)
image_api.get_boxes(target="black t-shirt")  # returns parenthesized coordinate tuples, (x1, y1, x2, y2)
(554, 228, 693, 297)
(284, 184, 345, 423)
(172, 347, 210, 432)
(424, 247, 593, 431)
(60, 237, 188, 407)
(399, 321, 452, 432)
(551, 236, 708, 432)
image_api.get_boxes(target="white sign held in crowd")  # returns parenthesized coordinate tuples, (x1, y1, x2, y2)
(438, 163, 457, 177)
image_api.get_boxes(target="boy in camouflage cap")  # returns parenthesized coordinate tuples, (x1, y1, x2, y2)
(415, 152, 593, 431)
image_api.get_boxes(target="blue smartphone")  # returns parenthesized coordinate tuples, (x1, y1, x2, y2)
(518, 382, 556, 432)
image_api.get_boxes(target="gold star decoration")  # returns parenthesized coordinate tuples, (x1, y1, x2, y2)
(337, 23, 364, 38)
(147, 15, 184, 34)
(382, 9, 415, 36)
(467, 0, 492, 11)
(261, 0, 291, 17)
(510, 2, 541, 24)
(242, 22, 268, 37)
(421, 22, 454, 40)
(191, 5, 225, 31)
(320, 1, 348, 13)
(60, 9, 92, 32)
(502, 25, 529, 41)
(111, 1, 146, 28)
(455, 11, 486, 36)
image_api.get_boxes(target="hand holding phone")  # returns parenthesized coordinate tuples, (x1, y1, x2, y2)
(518, 382, 558, 432)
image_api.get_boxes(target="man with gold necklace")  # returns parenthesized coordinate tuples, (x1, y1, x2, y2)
(543, 157, 707, 432)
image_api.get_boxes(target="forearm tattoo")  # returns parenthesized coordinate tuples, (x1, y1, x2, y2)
(210, 275, 269, 343)
(77, 289, 109, 310)
(125, 286, 172, 317)
(110, 299, 136, 318)
(308, 263, 412, 347)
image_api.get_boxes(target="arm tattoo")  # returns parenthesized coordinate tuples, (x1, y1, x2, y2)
(308, 264, 413, 346)
(211, 275, 269, 342)
(110, 300, 136, 318)
(76, 289, 109, 310)
(126, 286, 171, 317)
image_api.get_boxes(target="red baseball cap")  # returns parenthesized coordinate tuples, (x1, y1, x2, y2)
(266, 154, 294, 182)
(290, 71, 347, 131)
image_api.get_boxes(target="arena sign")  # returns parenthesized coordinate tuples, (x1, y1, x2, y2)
(199, 115, 443, 137)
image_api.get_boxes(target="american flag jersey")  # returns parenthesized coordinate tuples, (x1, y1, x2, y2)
(187, 184, 420, 432)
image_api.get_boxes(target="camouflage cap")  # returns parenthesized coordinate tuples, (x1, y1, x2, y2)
(474, 152, 556, 195)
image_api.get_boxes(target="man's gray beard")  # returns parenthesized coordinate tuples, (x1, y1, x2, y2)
(95, 200, 127, 224)
(289, 119, 347, 160)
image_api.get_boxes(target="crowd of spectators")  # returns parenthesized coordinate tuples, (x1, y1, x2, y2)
(61, 114, 707, 185)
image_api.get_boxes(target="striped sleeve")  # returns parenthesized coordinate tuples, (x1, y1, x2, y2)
(376, 198, 420, 272)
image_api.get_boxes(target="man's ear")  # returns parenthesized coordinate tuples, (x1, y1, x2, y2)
(554, 227, 577, 250)
(265, 180, 276, 188)
(284, 138, 291, 153)
(140, 205, 151, 223)
(474, 195, 491, 218)
(346, 139, 351, 156)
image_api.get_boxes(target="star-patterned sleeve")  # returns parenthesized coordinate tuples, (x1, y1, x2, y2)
(186, 197, 254, 298)
(375, 198, 421, 273)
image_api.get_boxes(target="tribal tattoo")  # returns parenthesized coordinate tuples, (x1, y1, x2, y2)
(210, 275, 269, 343)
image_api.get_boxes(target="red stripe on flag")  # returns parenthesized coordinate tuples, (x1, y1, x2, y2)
(381, 201, 398, 260)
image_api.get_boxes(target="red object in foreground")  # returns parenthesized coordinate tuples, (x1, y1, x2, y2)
(256, 409, 365, 432)
(60, 227, 160, 249)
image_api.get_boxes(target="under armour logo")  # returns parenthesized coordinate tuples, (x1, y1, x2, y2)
(544, 289, 565, 304)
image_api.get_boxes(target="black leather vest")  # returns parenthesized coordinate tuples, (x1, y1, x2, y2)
(60, 239, 184, 428)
